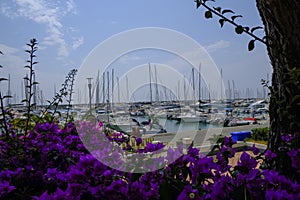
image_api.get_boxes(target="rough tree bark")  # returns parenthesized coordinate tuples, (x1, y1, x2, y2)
(256, 0, 300, 169)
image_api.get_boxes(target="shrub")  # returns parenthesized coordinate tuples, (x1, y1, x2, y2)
(251, 127, 270, 142)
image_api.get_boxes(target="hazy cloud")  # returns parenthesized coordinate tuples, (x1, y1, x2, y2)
(205, 40, 230, 52)
(0, 43, 25, 84)
(1, 0, 80, 58)
(72, 36, 84, 50)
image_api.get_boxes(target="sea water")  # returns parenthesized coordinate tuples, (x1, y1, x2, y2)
(135, 116, 221, 133)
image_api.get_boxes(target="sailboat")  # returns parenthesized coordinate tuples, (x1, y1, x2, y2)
(177, 65, 208, 123)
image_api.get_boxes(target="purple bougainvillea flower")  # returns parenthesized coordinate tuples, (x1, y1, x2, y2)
(266, 189, 295, 200)
(210, 175, 234, 199)
(287, 149, 300, 173)
(135, 137, 142, 146)
(281, 134, 294, 143)
(98, 121, 104, 128)
(249, 144, 260, 155)
(223, 136, 236, 147)
(138, 142, 165, 153)
(0, 180, 15, 197)
(178, 185, 201, 200)
(265, 149, 277, 160)
(238, 151, 258, 171)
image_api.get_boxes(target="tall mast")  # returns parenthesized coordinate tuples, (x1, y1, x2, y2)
(126, 75, 129, 102)
(228, 80, 231, 101)
(7, 74, 11, 106)
(184, 76, 187, 103)
(95, 70, 100, 106)
(208, 83, 211, 102)
(198, 63, 201, 104)
(220, 68, 223, 101)
(107, 71, 110, 108)
(21, 81, 24, 103)
(111, 69, 114, 109)
(117, 77, 120, 103)
(148, 63, 152, 104)
(154, 65, 159, 102)
(177, 80, 180, 101)
(232, 80, 235, 100)
(102, 73, 105, 104)
(192, 68, 196, 114)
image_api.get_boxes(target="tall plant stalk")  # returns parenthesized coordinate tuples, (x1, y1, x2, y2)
(0, 51, 11, 138)
(23, 38, 39, 135)
(65, 69, 77, 124)
(35, 69, 78, 125)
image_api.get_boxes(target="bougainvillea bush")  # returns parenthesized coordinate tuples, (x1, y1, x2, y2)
(0, 121, 300, 200)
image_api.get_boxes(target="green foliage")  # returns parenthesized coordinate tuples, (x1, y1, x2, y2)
(235, 25, 244, 34)
(194, 0, 266, 51)
(35, 69, 78, 127)
(65, 69, 78, 124)
(23, 38, 39, 135)
(0, 52, 10, 138)
(251, 127, 270, 142)
(248, 39, 256, 51)
(204, 10, 212, 18)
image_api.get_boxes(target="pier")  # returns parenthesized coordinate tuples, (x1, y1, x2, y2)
(151, 123, 268, 150)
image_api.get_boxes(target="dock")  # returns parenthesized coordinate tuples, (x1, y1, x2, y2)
(150, 123, 268, 150)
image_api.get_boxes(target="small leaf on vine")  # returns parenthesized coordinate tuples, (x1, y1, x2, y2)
(195, 0, 202, 8)
(235, 26, 243, 34)
(219, 19, 225, 28)
(0, 78, 8, 82)
(213, 7, 221, 13)
(0, 51, 3, 55)
(231, 15, 242, 21)
(248, 40, 255, 51)
(205, 11, 213, 19)
(222, 9, 234, 15)
(251, 26, 263, 33)
(244, 27, 250, 32)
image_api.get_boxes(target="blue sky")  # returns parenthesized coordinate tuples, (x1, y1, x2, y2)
(0, 0, 272, 104)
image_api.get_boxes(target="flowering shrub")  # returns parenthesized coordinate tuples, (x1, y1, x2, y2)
(0, 121, 300, 199)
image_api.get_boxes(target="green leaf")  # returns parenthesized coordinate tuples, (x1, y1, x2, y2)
(213, 6, 221, 13)
(248, 40, 255, 51)
(0, 51, 3, 55)
(235, 25, 243, 34)
(244, 27, 250, 32)
(195, 0, 202, 8)
(33, 81, 39, 85)
(291, 95, 300, 104)
(222, 9, 234, 14)
(251, 26, 263, 33)
(219, 19, 225, 28)
(0, 78, 8, 82)
(205, 11, 213, 19)
(231, 15, 242, 21)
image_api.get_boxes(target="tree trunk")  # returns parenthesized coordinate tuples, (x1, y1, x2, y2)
(256, 0, 300, 170)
